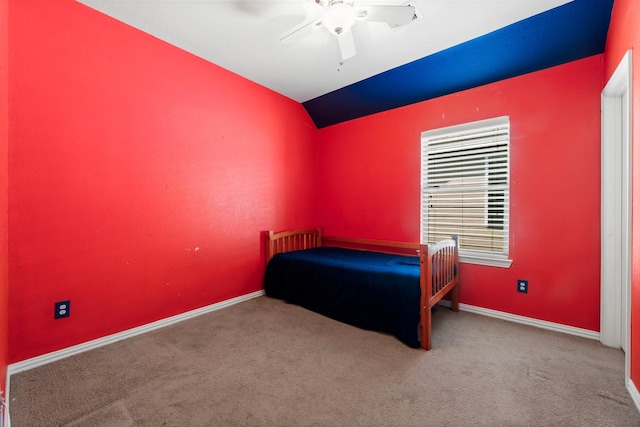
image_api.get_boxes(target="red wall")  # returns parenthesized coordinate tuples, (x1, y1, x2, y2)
(7, 0, 317, 362)
(604, 0, 640, 389)
(3, 0, 620, 370)
(0, 0, 8, 396)
(317, 55, 603, 331)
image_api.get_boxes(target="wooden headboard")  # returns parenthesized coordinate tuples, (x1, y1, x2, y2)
(266, 228, 323, 263)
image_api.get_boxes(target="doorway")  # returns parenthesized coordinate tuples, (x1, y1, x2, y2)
(601, 50, 632, 382)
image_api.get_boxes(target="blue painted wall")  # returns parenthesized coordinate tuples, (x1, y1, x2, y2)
(304, 0, 614, 128)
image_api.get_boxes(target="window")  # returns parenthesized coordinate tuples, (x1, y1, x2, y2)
(421, 116, 512, 267)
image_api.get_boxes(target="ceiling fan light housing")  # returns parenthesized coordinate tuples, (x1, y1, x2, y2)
(323, 2, 357, 35)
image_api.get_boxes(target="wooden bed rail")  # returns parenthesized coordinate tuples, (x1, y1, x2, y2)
(266, 227, 421, 261)
(323, 235, 420, 255)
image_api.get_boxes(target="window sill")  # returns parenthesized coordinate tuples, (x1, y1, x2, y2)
(459, 253, 513, 268)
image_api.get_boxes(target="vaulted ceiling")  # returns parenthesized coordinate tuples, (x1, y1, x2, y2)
(77, 0, 614, 128)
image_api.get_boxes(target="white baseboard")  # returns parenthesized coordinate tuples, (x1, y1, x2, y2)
(629, 379, 640, 413)
(7, 290, 264, 377)
(438, 301, 600, 341)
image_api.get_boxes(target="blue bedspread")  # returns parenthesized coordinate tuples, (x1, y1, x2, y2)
(264, 247, 421, 348)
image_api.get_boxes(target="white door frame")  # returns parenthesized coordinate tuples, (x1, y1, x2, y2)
(601, 50, 632, 382)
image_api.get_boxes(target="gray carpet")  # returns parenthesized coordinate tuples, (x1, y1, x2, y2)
(9, 296, 640, 426)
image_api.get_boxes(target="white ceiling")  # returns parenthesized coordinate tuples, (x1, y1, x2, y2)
(78, 0, 572, 103)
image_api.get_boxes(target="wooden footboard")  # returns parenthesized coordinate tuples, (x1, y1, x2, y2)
(419, 236, 459, 350)
(265, 228, 459, 351)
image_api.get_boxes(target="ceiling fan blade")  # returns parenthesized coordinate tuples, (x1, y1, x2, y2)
(337, 30, 356, 61)
(280, 18, 322, 44)
(356, 4, 417, 28)
(280, 0, 325, 44)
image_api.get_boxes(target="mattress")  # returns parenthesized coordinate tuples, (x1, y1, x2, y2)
(264, 247, 421, 348)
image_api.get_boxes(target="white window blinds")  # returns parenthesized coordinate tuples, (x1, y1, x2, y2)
(421, 116, 510, 264)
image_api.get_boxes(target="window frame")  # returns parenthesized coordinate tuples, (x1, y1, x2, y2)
(420, 116, 513, 268)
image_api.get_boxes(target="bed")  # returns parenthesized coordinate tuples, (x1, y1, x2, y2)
(263, 227, 459, 350)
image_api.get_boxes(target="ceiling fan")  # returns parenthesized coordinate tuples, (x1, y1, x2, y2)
(280, 0, 418, 62)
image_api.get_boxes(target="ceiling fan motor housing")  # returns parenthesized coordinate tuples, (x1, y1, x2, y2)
(323, 1, 357, 35)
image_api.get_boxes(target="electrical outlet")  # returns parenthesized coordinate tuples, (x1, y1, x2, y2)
(55, 300, 70, 319)
(517, 280, 528, 294)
